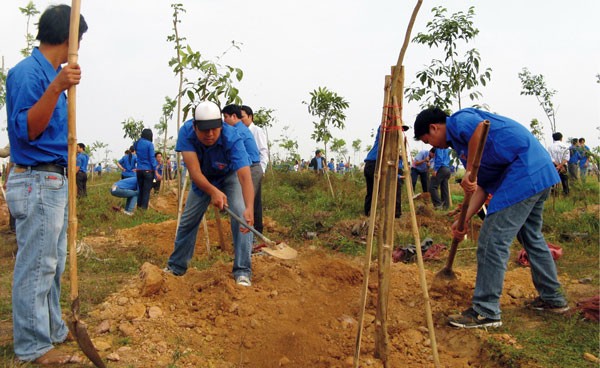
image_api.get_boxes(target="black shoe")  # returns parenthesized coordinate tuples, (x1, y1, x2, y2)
(448, 307, 502, 329)
(526, 297, 570, 314)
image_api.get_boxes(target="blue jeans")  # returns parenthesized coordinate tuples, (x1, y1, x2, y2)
(167, 173, 253, 278)
(473, 188, 566, 319)
(6, 167, 69, 361)
(110, 185, 138, 212)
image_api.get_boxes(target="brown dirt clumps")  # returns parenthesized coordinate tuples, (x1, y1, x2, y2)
(81, 224, 559, 368)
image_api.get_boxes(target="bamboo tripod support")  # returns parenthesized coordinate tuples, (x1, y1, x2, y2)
(353, 1, 441, 366)
(354, 75, 393, 368)
(393, 94, 441, 367)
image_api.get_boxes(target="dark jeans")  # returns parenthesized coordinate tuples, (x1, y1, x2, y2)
(558, 171, 569, 195)
(152, 179, 161, 193)
(429, 166, 451, 209)
(363, 160, 401, 217)
(76, 171, 87, 198)
(410, 168, 429, 193)
(137, 170, 154, 209)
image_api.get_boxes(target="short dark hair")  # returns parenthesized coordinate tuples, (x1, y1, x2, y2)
(315, 150, 321, 155)
(221, 104, 242, 119)
(413, 108, 448, 140)
(240, 105, 254, 118)
(579, 138, 586, 143)
(77, 143, 85, 150)
(552, 132, 563, 141)
(571, 138, 578, 145)
(155, 152, 162, 158)
(36, 5, 88, 45)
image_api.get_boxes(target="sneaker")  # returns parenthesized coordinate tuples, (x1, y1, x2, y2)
(527, 297, 570, 314)
(235, 275, 252, 287)
(448, 307, 502, 329)
(162, 267, 182, 276)
(123, 210, 134, 216)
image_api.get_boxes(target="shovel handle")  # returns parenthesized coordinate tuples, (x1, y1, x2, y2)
(222, 206, 275, 246)
(443, 120, 490, 272)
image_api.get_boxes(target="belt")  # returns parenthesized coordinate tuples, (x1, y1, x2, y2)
(16, 163, 67, 176)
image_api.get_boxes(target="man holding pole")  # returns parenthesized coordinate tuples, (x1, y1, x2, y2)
(5, 4, 88, 364)
(413, 107, 568, 329)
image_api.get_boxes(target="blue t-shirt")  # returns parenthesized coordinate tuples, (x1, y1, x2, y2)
(118, 154, 137, 177)
(432, 148, 450, 171)
(134, 138, 157, 171)
(176, 120, 250, 196)
(568, 144, 580, 164)
(413, 150, 430, 172)
(327, 161, 335, 171)
(76, 152, 89, 173)
(446, 108, 560, 214)
(94, 165, 101, 173)
(579, 145, 590, 168)
(113, 177, 138, 191)
(7, 48, 68, 167)
(232, 121, 260, 164)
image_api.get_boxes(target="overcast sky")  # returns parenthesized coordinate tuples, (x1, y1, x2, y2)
(1, 0, 599, 164)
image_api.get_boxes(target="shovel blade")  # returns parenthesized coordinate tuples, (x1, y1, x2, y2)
(435, 267, 457, 280)
(262, 242, 298, 260)
(68, 320, 106, 368)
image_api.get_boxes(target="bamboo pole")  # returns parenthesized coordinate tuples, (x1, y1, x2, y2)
(374, 68, 402, 365)
(353, 75, 392, 368)
(324, 166, 335, 198)
(393, 90, 441, 367)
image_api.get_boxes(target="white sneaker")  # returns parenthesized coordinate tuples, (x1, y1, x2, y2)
(123, 210, 134, 216)
(235, 275, 251, 287)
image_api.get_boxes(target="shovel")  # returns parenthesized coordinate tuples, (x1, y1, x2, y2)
(223, 206, 297, 260)
(436, 120, 490, 280)
(66, 2, 106, 367)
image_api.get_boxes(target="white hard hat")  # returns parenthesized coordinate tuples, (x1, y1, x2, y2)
(193, 101, 223, 130)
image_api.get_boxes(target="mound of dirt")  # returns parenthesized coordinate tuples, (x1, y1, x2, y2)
(80, 233, 553, 368)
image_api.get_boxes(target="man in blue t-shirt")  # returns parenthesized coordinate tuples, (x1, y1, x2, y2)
(165, 101, 255, 287)
(5, 5, 88, 364)
(410, 149, 431, 194)
(76, 142, 89, 197)
(414, 107, 568, 329)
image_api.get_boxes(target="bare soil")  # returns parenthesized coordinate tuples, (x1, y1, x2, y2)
(0, 189, 596, 367)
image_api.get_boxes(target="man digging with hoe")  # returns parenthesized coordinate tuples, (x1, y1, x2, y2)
(413, 107, 569, 328)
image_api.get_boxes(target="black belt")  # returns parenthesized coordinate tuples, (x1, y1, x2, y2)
(16, 163, 67, 176)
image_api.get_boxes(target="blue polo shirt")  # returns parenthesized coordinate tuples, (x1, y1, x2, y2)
(134, 138, 157, 171)
(446, 108, 559, 214)
(114, 177, 138, 191)
(432, 148, 450, 171)
(118, 154, 137, 177)
(6, 48, 68, 166)
(232, 121, 260, 164)
(76, 152, 89, 173)
(176, 120, 250, 196)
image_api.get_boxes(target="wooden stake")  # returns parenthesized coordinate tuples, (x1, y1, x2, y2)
(393, 91, 441, 367)
(354, 75, 392, 368)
